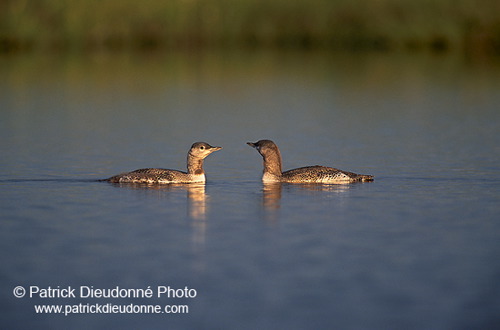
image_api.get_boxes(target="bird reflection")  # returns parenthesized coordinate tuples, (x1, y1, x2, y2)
(261, 183, 282, 224)
(185, 184, 208, 254)
(262, 183, 282, 210)
(108, 182, 208, 252)
(109, 182, 207, 219)
(185, 183, 208, 220)
(290, 183, 352, 193)
(261, 182, 353, 221)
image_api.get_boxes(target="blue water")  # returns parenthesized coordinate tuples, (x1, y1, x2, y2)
(1, 51, 500, 329)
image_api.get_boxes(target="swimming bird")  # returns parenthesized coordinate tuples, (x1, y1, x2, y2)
(102, 142, 222, 184)
(247, 139, 373, 184)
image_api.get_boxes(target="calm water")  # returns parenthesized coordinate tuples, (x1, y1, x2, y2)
(1, 51, 499, 329)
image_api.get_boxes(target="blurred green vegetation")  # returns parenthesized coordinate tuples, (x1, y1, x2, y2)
(1, 0, 500, 53)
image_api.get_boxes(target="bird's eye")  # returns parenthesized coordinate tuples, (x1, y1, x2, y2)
(200, 146, 205, 150)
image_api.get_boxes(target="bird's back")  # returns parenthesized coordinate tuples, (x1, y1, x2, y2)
(282, 166, 373, 183)
(105, 168, 192, 184)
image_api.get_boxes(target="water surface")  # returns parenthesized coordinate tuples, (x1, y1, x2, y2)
(1, 51, 499, 329)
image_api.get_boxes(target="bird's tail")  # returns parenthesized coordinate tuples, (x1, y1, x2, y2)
(359, 174, 374, 182)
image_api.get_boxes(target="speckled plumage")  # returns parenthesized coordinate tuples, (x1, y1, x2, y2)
(102, 142, 221, 184)
(247, 140, 373, 184)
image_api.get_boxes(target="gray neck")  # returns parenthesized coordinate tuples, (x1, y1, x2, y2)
(262, 150, 282, 178)
(187, 154, 204, 175)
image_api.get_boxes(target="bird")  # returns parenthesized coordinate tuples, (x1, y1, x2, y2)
(247, 139, 373, 184)
(101, 142, 221, 184)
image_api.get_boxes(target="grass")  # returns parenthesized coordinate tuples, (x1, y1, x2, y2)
(1, 0, 500, 53)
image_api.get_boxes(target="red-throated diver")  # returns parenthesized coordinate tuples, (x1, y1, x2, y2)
(247, 139, 373, 183)
(102, 142, 221, 184)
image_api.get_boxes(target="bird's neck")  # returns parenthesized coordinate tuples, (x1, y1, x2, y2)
(187, 154, 204, 175)
(262, 151, 282, 178)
